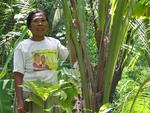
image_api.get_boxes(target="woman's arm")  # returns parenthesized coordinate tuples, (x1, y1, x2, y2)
(14, 72, 26, 113)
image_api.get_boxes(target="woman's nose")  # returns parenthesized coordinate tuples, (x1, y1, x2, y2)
(38, 21, 42, 25)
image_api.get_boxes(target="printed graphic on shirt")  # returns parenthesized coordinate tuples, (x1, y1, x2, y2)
(32, 49, 58, 71)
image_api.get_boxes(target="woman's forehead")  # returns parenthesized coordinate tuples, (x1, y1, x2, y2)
(32, 12, 46, 19)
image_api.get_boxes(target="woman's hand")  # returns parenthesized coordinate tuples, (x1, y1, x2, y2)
(14, 72, 26, 113)
(17, 107, 26, 113)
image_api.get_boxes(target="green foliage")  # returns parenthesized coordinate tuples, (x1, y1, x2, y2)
(111, 67, 150, 113)
(128, 77, 150, 113)
(59, 81, 79, 113)
(57, 66, 81, 112)
(98, 103, 112, 113)
(23, 80, 79, 113)
(0, 2, 15, 35)
(0, 27, 28, 79)
(87, 25, 98, 64)
(58, 67, 80, 85)
(0, 79, 14, 113)
(0, 0, 150, 112)
(132, 0, 150, 18)
(0, 0, 34, 79)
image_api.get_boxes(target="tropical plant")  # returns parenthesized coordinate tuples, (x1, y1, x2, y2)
(23, 80, 79, 113)
(0, 0, 150, 112)
(61, 0, 150, 112)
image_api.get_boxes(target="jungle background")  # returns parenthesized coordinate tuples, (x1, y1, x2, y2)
(0, 0, 150, 113)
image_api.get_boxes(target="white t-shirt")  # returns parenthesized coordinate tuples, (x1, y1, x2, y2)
(13, 37, 69, 83)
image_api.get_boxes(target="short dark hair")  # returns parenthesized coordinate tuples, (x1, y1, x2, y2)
(26, 9, 48, 29)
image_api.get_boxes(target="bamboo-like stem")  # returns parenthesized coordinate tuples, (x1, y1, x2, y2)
(98, 0, 108, 32)
(96, 0, 109, 108)
(75, 0, 92, 111)
(103, 0, 130, 103)
(61, 0, 91, 112)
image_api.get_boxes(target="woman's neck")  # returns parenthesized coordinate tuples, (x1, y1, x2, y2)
(31, 35, 45, 41)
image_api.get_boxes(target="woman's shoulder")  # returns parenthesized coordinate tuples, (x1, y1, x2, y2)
(15, 38, 32, 49)
(45, 36, 60, 43)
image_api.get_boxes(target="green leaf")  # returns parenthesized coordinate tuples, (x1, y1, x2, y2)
(0, 27, 28, 79)
(23, 80, 79, 113)
(99, 103, 112, 113)
(27, 94, 44, 107)
(0, 80, 14, 113)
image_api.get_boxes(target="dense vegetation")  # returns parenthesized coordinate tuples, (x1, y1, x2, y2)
(0, 0, 150, 113)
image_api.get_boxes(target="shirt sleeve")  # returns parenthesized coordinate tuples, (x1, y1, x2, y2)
(13, 45, 25, 74)
(57, 40, 69, 60)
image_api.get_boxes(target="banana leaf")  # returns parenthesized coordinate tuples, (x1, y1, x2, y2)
(0, 79, 14, 113)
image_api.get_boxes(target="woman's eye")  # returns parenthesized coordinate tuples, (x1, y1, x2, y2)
(33, 19, 46, 23)
(42, 19, 46, 22)
(33, 20, 38, 23)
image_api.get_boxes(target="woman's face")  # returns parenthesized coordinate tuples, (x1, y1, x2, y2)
(30, 12, 48, 38)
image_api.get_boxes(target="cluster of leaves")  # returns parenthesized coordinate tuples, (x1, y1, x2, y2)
(0, 0, 34, 79)
(111, 67, 150, 113)
(110, 18, 150, 112)
(23, 62, 81, 113)
(23, 80, 79, 113)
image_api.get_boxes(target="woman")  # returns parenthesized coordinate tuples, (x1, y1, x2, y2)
(13, 9, 69, 113)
